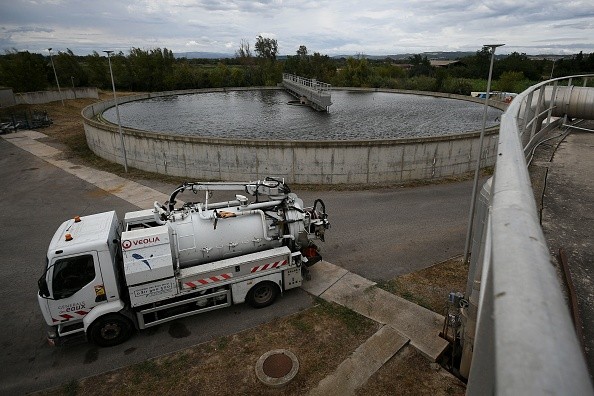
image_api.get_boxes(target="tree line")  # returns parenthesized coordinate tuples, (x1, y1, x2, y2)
(1, 37, 593, 95)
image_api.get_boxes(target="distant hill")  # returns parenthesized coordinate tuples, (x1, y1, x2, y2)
(174, 50, 478, 60)
(174, 50, 569, 61)
(331, 51, 477, 60)
(174, 51, 234, 59)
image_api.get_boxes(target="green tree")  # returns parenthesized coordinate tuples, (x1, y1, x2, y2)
(310, 52, 336, 82)
(55, 49, 88, 87)
(441, 77, 473, 95)
(235, 39, 253, 64)
(229, 67, 246, 87)
(462, 47, 491, 79)
(254, 35, 278, 61)
(125, 47, 174, 91)
(209, 63, 232, 87)
(408, 54, 434, 77)
(496, 52, 540, 80)
(376, 62, 406, 79)
(297, 45, 308, 58)
(495, 71, 525, 92)
(235, 39, 256, 85)
(253, 35, 280, 85)
(82, 51, 110, 89)
(169, 61, 195, 89)
(0, 50, 48, 92)
(336, 57, 372, 87)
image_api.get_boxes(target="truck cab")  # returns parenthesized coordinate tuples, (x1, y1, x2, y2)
(37, 211, 123, 344)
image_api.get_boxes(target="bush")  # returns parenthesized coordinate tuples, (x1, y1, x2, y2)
(496, 71, 525, 93)
(403, 76, 438, 92)
(440, 78, 473, 95)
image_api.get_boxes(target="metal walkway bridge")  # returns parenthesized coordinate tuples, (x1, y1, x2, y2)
(282, 73, 332, 111)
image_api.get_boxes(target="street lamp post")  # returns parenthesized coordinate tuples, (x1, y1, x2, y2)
(103, 50, 128, 173)
(463, 43, 504, 264)
(549, 58, 557, 79)
(71, 76, 76, 99)
(47, 48, 64, 106)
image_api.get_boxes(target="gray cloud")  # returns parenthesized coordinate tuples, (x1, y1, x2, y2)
(0, 0, 592, 55)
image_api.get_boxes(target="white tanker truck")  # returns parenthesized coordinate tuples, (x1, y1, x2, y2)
(37, 178, 329, 346)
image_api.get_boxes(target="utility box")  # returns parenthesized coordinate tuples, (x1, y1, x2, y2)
(122, 226, 174, 286)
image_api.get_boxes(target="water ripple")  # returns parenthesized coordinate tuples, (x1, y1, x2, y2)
(103, 90, 502, 140)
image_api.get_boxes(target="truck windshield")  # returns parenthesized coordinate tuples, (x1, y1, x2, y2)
(52, 254, 96, 299)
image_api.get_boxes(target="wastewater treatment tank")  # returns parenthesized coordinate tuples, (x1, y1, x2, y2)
(84, 87, 505, 184)
(102, 89, 502, 140)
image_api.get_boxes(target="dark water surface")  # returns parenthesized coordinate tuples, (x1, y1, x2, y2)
(103, 90, 502, 140)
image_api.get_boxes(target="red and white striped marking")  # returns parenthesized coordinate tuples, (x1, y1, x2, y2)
(52, 310, 89, 323)
(184, 273, 232, 289)
(251, 259, 288, 273)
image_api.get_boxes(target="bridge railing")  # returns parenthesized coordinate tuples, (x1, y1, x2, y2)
(465, 75, 594, 394)
(282, 73, 332, 92)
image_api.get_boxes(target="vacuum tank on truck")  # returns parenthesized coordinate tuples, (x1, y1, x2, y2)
(37, 178, 329, 346)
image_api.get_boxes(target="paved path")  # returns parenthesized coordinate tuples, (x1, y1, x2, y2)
(3, 130, 172, 208)
(541, 126, 594, 376)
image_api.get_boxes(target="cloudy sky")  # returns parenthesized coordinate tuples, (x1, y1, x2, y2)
(1, 0, 593, 56)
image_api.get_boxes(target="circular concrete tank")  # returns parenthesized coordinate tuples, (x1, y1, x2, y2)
(82, 87, 506, 185)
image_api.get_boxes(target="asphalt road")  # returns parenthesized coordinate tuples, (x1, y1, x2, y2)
(0, 136, 473, 394)
(297, 184, 470, 281)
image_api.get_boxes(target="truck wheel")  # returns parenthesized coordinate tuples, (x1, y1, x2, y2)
(88, 314, 133, 347)
(247, 281, 279, 308)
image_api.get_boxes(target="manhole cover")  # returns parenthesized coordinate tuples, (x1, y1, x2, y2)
(255, 349, 299, 387)
(263, 352, 293, 378)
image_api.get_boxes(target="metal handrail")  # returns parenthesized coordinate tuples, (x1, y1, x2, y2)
(282, 73, 332, 92)
(465, 75, 594, 394)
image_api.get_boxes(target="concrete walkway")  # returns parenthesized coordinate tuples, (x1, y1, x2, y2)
(540, 126, 594, 376)
(303, 261, 448, 395)
(2, 130, 449, 394)
(2, 130, 172, 209)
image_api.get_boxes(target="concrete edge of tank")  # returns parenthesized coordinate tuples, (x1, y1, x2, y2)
(82, 87, 504, 185)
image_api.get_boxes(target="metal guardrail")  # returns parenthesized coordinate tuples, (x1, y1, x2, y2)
(464, 75, 594, 395)
(282, 73, 332, 92)
(282, 73, 333, 111)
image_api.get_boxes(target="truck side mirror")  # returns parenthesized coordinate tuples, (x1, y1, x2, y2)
(38, 275, 50, 298)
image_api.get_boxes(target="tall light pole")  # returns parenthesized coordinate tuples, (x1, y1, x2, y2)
(549, 58, 557, 80)
(47, 48, 64, 106)
(463, 43, 504, 264)
(103, 50, 128, 173)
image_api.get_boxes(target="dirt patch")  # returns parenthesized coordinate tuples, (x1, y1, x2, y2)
(378, 256, 468, 314)
(37, 300, 378, 396)
(357, 345, 466, 396)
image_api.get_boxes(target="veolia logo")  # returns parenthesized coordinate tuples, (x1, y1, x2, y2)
(122, 237, 161, 250)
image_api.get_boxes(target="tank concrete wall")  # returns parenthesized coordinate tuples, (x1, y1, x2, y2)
(82, 87, 503, 185)
(0, 88, 16, 107)
(16, 87, 99, 104)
